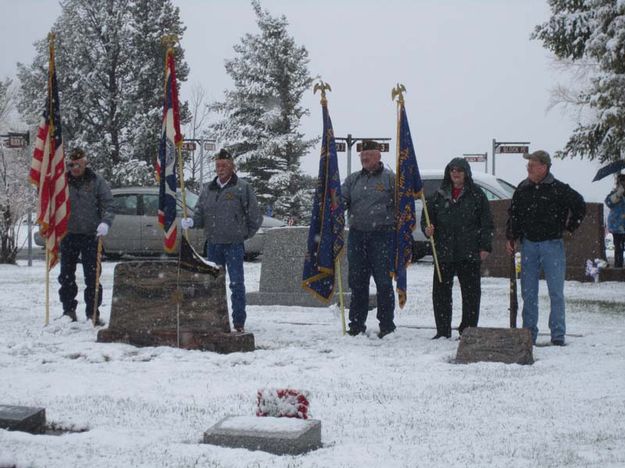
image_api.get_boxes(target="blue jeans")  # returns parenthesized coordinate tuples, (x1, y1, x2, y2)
(207, 243, 246, 327)
(520, 239, 566, 343)
(347, 228, 395, 333)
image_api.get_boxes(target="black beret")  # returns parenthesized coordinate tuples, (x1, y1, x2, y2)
(69, 147, 86, 161)
(215, 148, 233, 160)
(361, 140, 380, 151)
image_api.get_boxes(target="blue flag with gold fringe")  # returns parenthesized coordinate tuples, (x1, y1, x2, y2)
(302, 100, 345, 302)
(393, 103, 423, 308)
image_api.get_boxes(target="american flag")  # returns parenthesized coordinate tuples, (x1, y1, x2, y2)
(28, 41, 69, 269)
(157, 47, 182, 253)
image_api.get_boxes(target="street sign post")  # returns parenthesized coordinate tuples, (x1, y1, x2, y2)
(1, 131, 29, 149)
(181, 141, 196, 151)
(355, 142, 389, 152)
(491, 140, 530, 175)
(496, 145, 529, 154)
(463, 152, 488, 172)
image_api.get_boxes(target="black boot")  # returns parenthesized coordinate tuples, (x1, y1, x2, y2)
(431, 333, 450, 340)
(63, 310, 77, 322)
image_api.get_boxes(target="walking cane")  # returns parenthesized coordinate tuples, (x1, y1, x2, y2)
(93, 237, 103, 326)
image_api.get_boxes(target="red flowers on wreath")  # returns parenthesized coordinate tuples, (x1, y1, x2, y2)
(256, 388, 310, 419)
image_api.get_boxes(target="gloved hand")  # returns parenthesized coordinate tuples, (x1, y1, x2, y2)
(96, 222, 109, 237)
(181, 217, 194, 230)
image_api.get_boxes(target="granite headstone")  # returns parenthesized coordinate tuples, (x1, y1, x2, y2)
(97, 260, 254, 353)
(246, 227, 375, 309)
(455, 327, 534, 365)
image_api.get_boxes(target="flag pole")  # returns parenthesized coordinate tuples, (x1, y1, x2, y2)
(43, 33, 55, 327)
(92, 238, 103, 326)
(45, 248, 50, 326)
(421, 192, 442, 283)
(162, 36, 185, 346)
(335, 258, 346, 335)
(392, 84, 404, 312)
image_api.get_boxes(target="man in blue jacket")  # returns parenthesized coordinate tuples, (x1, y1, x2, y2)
(182, 149, 262, 332)
(506, 150, 586, 346)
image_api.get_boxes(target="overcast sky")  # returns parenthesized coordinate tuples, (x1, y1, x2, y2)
(0, 0, 616, 202)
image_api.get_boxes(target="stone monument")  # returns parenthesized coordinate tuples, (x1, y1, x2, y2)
(246, 227, 375, 309)
(97, 260, 254, 353)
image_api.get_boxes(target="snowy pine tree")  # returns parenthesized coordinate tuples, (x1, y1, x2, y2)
(533, 0, 625, 162)
(17, 0, 189, 185)
(210, 0, 316, 219)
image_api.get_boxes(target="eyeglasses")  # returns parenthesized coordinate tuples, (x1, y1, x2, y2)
(450, 167, 464, 173)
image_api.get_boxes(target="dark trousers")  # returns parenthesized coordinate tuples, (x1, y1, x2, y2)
(58, 234, 102, 318)
(432, 261, 481, 337)
(614, 232, 625, 268)
(347, 229, 395, 333)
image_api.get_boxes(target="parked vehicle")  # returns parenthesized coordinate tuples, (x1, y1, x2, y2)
(412, 170, 516, 260)
(34, 186, 286, 260)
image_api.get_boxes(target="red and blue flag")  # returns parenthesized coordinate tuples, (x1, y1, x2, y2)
(157, 48, 183, 253)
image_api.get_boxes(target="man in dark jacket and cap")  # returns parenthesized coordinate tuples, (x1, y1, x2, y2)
(342, 140, 396, 339)
(59, 147, 114, 325)
(506, 150, 586, 346)
(421, 157, 494, 339)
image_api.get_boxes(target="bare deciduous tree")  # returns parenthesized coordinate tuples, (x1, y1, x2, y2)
(0, 77, 34, 264)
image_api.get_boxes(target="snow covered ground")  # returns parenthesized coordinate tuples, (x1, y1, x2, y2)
(0, 258, 624, 467)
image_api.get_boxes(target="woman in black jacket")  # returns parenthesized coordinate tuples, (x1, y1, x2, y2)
(421, 158, 494, 339)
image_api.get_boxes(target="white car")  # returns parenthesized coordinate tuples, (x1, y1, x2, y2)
(412, 170, 516, 260)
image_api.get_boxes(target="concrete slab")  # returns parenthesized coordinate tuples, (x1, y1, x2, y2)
(0, 405, 46, 434)
(203, 415, 321, 455)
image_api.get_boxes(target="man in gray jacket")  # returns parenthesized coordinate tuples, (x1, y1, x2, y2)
(59, 147, 114, 325)
(342, 140, 396, 338)
(182, 149, 262, 332)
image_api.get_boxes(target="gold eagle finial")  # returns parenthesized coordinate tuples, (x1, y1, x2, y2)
(313, 80, 332, 104)
(391, 83, 406, 104)
(161, 34, 178, 49)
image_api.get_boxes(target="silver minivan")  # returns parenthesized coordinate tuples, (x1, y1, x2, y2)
(412, 170, 516, 260)
(35, 186, 285, 260)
